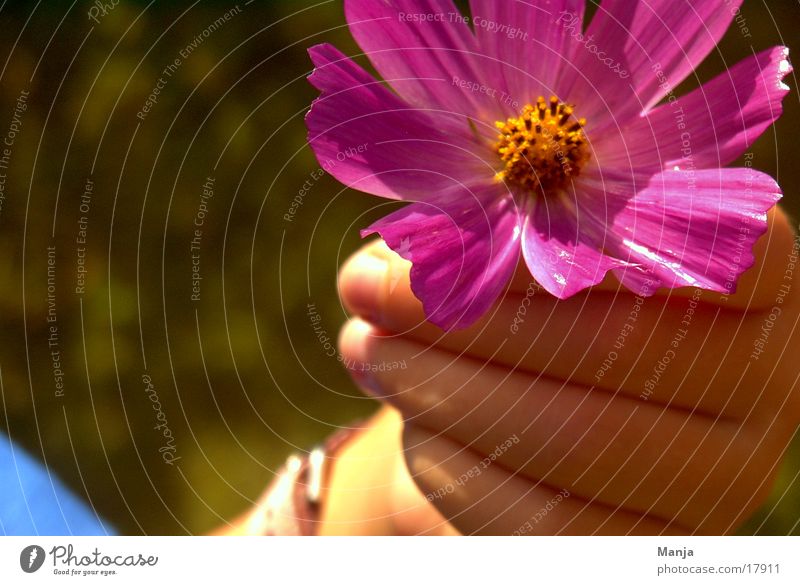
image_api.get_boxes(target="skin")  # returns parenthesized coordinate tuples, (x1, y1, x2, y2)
(221, 207, 800, 535)
(328, 207, 800, 535)
(216, 406, 451, 535)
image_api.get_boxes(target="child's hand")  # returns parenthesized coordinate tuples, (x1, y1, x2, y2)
(337, 208, 800, 535)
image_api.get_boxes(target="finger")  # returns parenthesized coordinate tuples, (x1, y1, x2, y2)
(318, 406, 458, 535)
(402, 425, 687, 535)
(389, 429, 462, 536)
(339, 250, 799, 418)
(340, 319, 784, 532)
(353, 207, 796, 310)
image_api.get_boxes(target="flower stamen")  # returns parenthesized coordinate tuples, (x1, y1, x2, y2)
(494, 96, 590, 194)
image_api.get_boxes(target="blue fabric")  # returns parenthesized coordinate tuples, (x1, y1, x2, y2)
(0, 435, 113, 535)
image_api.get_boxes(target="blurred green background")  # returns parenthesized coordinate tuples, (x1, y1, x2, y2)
(0, 0, 797, 535)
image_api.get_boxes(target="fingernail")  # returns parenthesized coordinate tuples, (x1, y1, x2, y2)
(339, 318, 388, 399)
(347, 366, 386, 398)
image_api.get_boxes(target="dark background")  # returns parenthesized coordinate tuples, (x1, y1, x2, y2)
(0, 0, 797, 534)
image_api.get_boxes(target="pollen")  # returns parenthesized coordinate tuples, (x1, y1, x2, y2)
(494, 96, 590, 194)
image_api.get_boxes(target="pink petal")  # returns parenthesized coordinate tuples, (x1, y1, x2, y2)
(306, 44, 489, 200)
(522, 189, 630, 299)
(362, 186, 521, 330)
(562, 0, 746, 127)
(468, 0, 585, 105)
(596, 47, 792, 172)
(581, 168, 782, 295)
(344, 0, 508, 120)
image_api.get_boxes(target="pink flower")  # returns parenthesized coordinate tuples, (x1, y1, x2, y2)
(306, 0, 791, 330)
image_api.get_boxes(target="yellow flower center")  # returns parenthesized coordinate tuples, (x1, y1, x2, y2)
(494, 96, 590, 194)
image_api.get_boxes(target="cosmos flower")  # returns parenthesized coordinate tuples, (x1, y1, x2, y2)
(306, 0, 791, 330)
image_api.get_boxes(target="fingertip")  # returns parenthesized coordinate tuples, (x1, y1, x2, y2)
(726, 206, 796, 309)
(337, 317, 375, 360)
(364, 238, 395, 260)
(338, 250, 388, 321)
(339, 238, 419, 329)
(338, 318, 390, 398)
